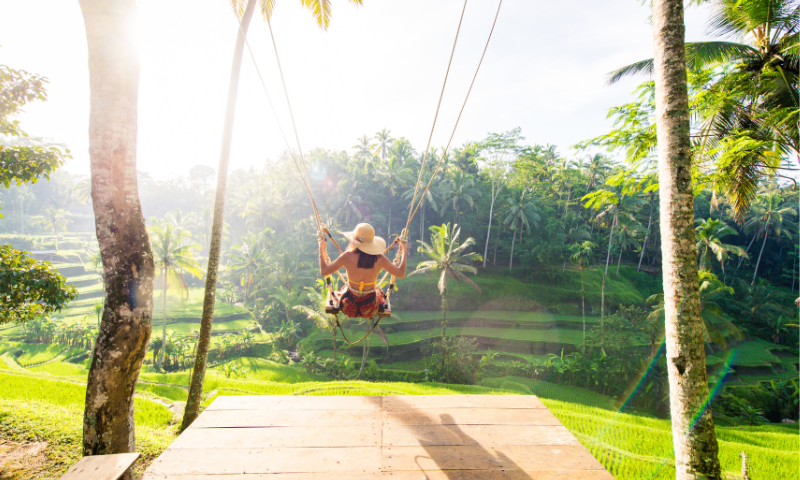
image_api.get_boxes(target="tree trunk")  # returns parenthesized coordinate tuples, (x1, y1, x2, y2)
(509, 228, 516, 272)
(181, 0, 256, 432)
(653, 0, 721, 477)
(562, 187, 571, 223)
(483, 180, 496, 267)
(158, 269, 168, 370)
(80, 0, 155, 463)
(638, 195, 654, 272)
(616, 245, 623, 275)
(357, 322, 371, 379)
(440, 293, 448, 372)
(604, 211, 617, 276)
(581, 268, 586, 357)
(493, 228, 500, 265)
(600, 272, 605, 347)
(751, 230, 769, 286)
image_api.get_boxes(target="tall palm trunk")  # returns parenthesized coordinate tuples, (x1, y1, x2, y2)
(653, 0, 721, 477)
(638, 195, 654, 272)
(616, 245, 623, 275)
(604, 211, 617, 276)
(79, 0, 155, 462)
(181, 0, 256, 432)
(509, 228, 516, 271)
(483, 180, 497, 267)
(581, 268, 586, 357)
(158, 268, 168, 370)
(751, 229, 769, 286)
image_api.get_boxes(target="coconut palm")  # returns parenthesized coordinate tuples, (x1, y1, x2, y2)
(372, 128, 394, 161)
(734, 279, 792, 329)
(502, 189, 540, 271)
(562, 211, 591, 271)
(648, 271, 742, 349)
(743, 191, 797, 285)
(32, 206, 72, 252)
(571, 241, 596, 356)
(352, 134, 373, 160)
(411, 224, 482, 341)
(402, 172, 442, 241)
(614, 219, 646, 274)
(441, 169, 482, 226)
(227, 233, 271, 301)
(150, 221, 202, 370)
(650, 0, 722, 473)
(695, 218, 748, 275)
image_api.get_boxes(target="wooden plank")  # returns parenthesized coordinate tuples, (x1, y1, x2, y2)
(382, 445, 606, 472)
(382, 395, 545, 410)
(192, 409, 381, 428)
(383, 425, 580, 447)
(59, 453, 140, 480)
(141, 474, 381, 479)
(380, 470, 616, 479)
(171, 426, 380, 449)
(207, 395, 383, 411)
(383, 408, 561, 426)
(147, 448, 381, 475)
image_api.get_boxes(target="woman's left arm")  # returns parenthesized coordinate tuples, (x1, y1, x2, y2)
(319, 237, 348, 277)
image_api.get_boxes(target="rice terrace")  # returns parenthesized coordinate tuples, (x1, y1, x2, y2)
(0, 0, 797, 479)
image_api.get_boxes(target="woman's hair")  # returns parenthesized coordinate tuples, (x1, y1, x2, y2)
(346, 242, 378, 269)
(356, 249, 378, 269)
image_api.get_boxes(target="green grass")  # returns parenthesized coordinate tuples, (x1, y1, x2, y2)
(214, 357, 326, 383)
(386, 310, 602, 326)
(480, 377, 617, 409)
(163, 319, 257, 335)
(393, 267, 660, 312)
(28, 361, 89, 380)
(0, 371, 171, 428)
(151, 287, 244, 318)
(311, 324, 646, 347)
(15, 344, 69, 367)
(136, 383, 188, 402)
(547, 398, 798, 480)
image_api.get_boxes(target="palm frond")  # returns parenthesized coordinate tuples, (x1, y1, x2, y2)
(607, 59, 654, 85)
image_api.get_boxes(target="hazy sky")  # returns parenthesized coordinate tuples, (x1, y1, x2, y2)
(1, 0, 716, 179)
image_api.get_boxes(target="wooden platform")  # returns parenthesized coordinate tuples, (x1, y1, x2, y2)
(142, 395, 614, 479)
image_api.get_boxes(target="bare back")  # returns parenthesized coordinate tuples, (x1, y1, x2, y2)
(320, 248, 407, 294)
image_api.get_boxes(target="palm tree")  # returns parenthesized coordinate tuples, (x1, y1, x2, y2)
(614, 219, 645, 274)
(570, 241, 596, 356)
(648, 271, 742, 349)
(743, 192, 796, 285)
(150, 221, 202, 370)
(562, 211, 591, 271)
(372, 128, 394, 161)
(270, 286, 304, 324)
(502, 190, 540, 271)
(441, 169, 482, 226)
(734, 279, 792, 330)
(583, 153, 611, 193)
(651, 0, 721, 476)
(352, 134, 373, 160)
(402, 172, 442, 241)
(32, 206, 72, 252)
(411, 224, 482, 341)
(294, 281, 346, 364)
(695, 218, 748, 275)
(183, 0, 365, 431)
(227, 233, 271, 301)
(609, 0, 799, 218)
(391, 137, 416, 165)
(78, 0, 156, 456)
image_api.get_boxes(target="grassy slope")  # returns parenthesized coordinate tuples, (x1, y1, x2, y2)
(0, 348, 796, 480)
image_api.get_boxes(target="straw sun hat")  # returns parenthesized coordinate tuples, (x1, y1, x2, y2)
(339, 223, 386, 256)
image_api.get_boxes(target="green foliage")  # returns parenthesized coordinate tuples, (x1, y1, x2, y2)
(0, 245, 77, 324)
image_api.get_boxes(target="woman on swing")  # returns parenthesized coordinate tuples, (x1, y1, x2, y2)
(319, 223, 407, 318)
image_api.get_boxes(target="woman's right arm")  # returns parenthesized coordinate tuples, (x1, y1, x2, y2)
(379, 241, 407, 278)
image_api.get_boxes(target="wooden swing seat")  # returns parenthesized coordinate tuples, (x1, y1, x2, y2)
(325, 287, 391, 319)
